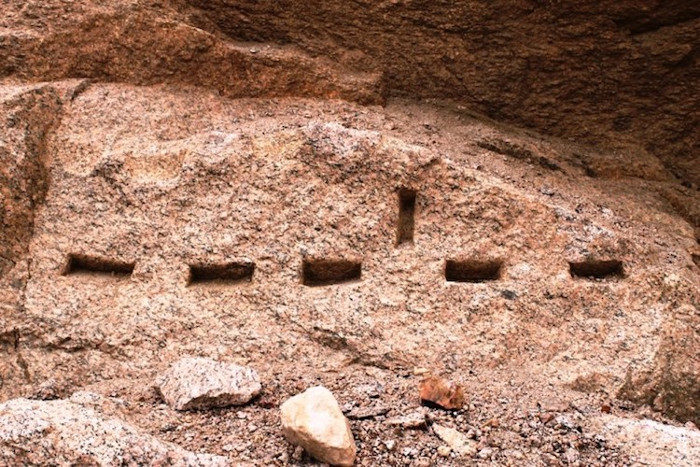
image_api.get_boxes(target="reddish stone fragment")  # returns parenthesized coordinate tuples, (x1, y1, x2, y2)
(419, 376, 465, 410)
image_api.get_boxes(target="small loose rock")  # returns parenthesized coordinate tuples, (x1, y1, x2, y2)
(156, 357, 262, 411)
(432, 424, 477, 457)
(280, 386, 357, 466)
(385, 410, 427, 429)
(419, 376, 465, 410)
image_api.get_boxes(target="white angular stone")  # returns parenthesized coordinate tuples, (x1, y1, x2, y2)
(0, 395, 227, 465)
(385, 410, 427, 428)
(280, 386, 357, 466)
(157, 357, 262, 411)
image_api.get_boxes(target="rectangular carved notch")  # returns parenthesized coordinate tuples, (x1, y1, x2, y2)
(396, 189, 417, 245)
(445, 259, 502, 283)
(569, 260, 623, 279)
(302, 259, 362, 286)
(188, 262, 254, 285)
(63, 254, 134, 277)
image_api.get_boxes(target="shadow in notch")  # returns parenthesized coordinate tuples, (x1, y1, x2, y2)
(569, 260, 624, 279)
(445, 259, 502, 283)
(396, 188, 417, 246)
(302, 258, 362, 286)
(63, 253, 134, 277)
(188, 261, 255, 286)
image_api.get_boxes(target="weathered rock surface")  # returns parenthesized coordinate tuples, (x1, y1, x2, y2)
(0, 1, 698, 463)
(0, 81, 84, 279)
(185, 0, 700, 186)
(157, 357, 261, 411)
(280, 386, 357, 466)
(0, 1, 382, 105)
(3, 1, 698, 185)
(0, 393, 227, 465)
(618, 302, 699, 425)
(590, 415, 700, 466)
(0, 81, 695, 430)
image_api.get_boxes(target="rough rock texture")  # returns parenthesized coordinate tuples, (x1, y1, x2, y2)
(157, 357, 262, 411)
(0, 0, 698, 465)
(280, 386, 357, 466)
(619, 303, 699, 424)
(185, 0, 700, 187)
(0, 392, 226, 465)
(590, 414, 700, 466)
(0, 81, 85, 278)
(0, 1, 382, 105)
(2, 1, 698, 185)
(0, 79, 695, 463)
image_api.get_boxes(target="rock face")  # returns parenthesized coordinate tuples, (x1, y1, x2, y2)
(3, 1, 698, 185)
(186, 1, 700, 186)
(157, 357, 262, 411)
(0, 0, 698, 464)
(280, 386, 357, 466)
(0, 393, 227, 465)
(590, 414, 700, 466)
(0, 80, 696, 430)
(0, 1, 382, 105)
(618, 303, 699, 424)
(0, 82, 74, 278)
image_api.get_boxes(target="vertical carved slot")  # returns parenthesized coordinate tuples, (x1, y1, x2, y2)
(63, 254, 134, 277)
(569, 260, 623, 279)
(302, 259, 362, 286)
(445, 259, 502, 283)
(188, 262, 255, 285)
(397, 189, 417, 245)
